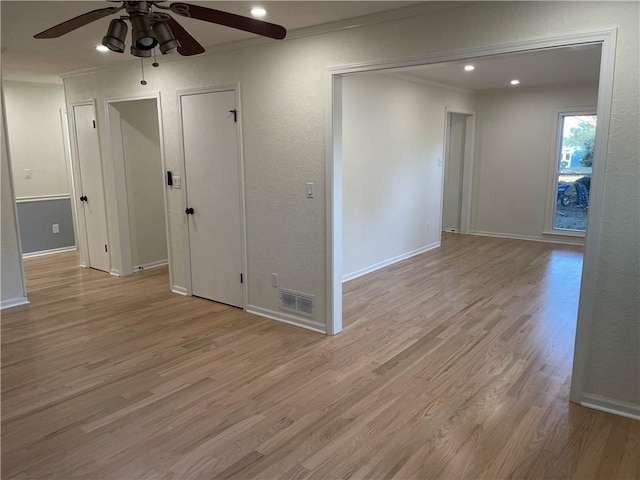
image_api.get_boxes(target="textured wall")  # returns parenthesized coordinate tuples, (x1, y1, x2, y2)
(16, 199, 75, 253)
(3, 81, 69, 197)
(342, 73, 475, 278)
(1, 90, 27, 307)
(63, 2, 639, 407)
(472, 85, 598, 240)
(581, 7, 640, 405)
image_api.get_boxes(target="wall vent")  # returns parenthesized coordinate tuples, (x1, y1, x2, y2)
(280, 289, 315, 318)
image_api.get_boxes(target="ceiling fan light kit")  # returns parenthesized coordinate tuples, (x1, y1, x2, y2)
(102, 19, 128, 52)
(130, 45, 153, 57)
(130, 13, 158, 50)
(153, 21, 180, 54)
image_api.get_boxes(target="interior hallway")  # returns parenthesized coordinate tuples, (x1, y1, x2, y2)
(1, 237, 637, 479)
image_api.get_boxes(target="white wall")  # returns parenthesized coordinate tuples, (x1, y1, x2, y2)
(62, 2, 639, 408)
(342, 73, 475, 280)
(471, 85, 599, 241)
(1, 89, 27, 308)
(114, 100, 167, 268)
(2, 81, 69, 197)
(443, 112, 468, 232)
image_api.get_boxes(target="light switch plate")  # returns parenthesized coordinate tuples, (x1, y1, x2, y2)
(306, 182, 315, 198)
(173, 176, 181, 188)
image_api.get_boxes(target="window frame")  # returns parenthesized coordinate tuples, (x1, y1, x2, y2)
(543, 107, 597, 237)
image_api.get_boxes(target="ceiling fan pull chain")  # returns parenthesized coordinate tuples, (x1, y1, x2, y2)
(140, 58, 147, 85)
(152, 49, 159, 68)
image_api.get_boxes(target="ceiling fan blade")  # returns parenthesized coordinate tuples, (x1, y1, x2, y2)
(34, 6, 123, 39)
(169, 3, 286, 40)
(164, 16, 205, 56)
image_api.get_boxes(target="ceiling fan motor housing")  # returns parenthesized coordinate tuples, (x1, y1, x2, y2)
(124, 1, 151, 16)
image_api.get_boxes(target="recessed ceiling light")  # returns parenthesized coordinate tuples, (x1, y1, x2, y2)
(464, 65, 475, 72)
(510, 79, 520, 85)
(250, 7, 267, 18)
(96, 45, 109, 52)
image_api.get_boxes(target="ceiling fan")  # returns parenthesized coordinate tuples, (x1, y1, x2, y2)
(34, 1, 287, 58)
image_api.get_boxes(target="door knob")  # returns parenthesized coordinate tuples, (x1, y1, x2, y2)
(80, 195, 87, 202)
(185, 207, 194, 215)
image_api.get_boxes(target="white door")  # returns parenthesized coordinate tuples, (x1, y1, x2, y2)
(73, 104, 110, 273)
(181, 90, 243, 307)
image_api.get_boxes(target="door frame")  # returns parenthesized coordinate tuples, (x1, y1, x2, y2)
(105, 92, 172, 284)
(59, 108, 80, 250)
(68, 99, 110, 271)
(441, 108, 476, 236)
(327, 30, 617, 407)
(176, 84, 249, 309)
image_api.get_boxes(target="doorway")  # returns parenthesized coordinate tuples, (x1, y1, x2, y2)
(2, 81, 78, 260)
(179, 87, 246, 308)
(107, 97, 169, 277)
(70, 102, 110, 273)
(442, 110, 475, 235)
(329, 33, 616, 410)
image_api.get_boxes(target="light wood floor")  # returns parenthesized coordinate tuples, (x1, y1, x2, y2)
(2, 235, 638, 479)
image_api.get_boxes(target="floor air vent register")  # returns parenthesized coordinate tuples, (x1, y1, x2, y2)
(280, 289, 315, 317)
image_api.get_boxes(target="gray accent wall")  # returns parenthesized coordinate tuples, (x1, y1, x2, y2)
(17, 198, 75, 254)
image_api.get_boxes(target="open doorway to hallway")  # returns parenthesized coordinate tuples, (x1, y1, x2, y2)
(3, 81, 78, 260)
(442, 110, 475, 235)
(107, 97, 169, 277)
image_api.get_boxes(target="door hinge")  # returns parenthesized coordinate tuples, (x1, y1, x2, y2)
(92, 120, 96, 128)
(229, 109, 237, 123)
(240, 273, 244, 284)
(104, 244, 108, 252)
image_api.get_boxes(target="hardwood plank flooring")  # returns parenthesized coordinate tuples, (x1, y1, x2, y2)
(2, 235, 638, 479)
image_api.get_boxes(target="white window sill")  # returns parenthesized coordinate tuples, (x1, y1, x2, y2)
(543, 229, 586, 239)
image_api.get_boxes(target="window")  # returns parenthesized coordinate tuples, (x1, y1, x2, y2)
(551, 112, 596, 233)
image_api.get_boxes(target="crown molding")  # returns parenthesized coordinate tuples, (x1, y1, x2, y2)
(384, 71, 475, 94)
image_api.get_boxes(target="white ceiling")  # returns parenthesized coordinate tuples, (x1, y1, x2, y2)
(1, 1, 602, 90)
(389, 44, 602, 92)
(0, 1, 422, 83)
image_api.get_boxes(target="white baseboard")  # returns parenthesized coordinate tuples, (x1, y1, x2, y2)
(171, 286, 188, 296)
(110, 269, 121, 277)
(469, 230, 584, 246)
(1, 297, 30, 310)
(23, 246, 77, 258)
(79, 262, 88, 268)
(246, 305, 326, 334)
(133, 260, 168, 272)
(342, 242, 440, 283)
(581, 394, 640, 421)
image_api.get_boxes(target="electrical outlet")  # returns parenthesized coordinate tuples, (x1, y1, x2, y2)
(52, 224, 59, 234)
(271, 273, 279, 288)
(24, 169, 32, 179)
